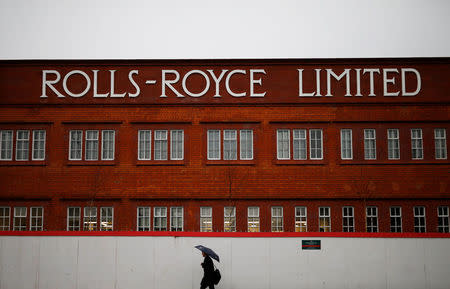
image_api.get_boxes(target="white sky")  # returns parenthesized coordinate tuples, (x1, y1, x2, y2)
(0, 0, 449, 59)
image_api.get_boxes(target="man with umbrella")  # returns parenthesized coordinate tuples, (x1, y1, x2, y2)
(195, 245, 219, 289)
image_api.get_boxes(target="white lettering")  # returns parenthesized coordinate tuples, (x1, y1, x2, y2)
(250, 69, 266, 97)
(401, 68, 421, 96)
(161, 70, 183, 97)
(355, 69, 362, 97)
(41, 70, 64, 98)
(92, 70, 109, 98)
(298, 69, 315, 96)
(326, 69, 351, 96)
(363, 69, 381, 96)
(128, 70, 140, 97)
(182, 70, 210, 97)
(225, 70, 246, 97)
(63, 70, 90, 98)
(383, 68, 400, 96)
(207, 69, 228, 97)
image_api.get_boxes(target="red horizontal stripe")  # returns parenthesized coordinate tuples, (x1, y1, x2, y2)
(0, 231, 449, 238)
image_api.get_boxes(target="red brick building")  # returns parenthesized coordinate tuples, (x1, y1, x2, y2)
(0, 58, 449, 233)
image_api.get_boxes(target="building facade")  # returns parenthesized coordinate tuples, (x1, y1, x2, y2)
(0, 58, 449, 233)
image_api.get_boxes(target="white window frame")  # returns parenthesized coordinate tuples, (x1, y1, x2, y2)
(224, 206, 236, 232)
(438, 206, 449, 233)
(200, 207, 212, 232)
(310, 129, 323, 160)
(0, 130, 13, 160)
(364, 129, 377, 160)
(154, 130, 168, 160)
(137, 207, 151, 231)
(387, 129, 400, 160)
(85, 130, 99, 161)
(295, 206, 307, 232)
(100, 207, 114, 231)
(319, 207, 331, 232)
(390, 206, 402, 232)
(101, 130, 115, 161)
(170, 130, 184, 160)
(366, 206, 378, 233)
(83, 207, 97, 231)
(271, 206, 283, 232)
(434, 128, 447, 160)
(15, 130, 29, 161)
(340, 129, 353, 160)
(248, 206, 260, 232)
(342, 206, 354, 232)
(32, 130, 46, 161)
(293, 129, 307, 160)
(223, 130, 237, 160)
(240, 130, 253, 160)
(153, 207, 167, 231)
(30, 207, 44, 231)
(69, 130, 83, 161)
(138, 130, 152, 160)
(13, 207, 27, 231)
(413, 206, 426, 233)
(411, 129, 423, 160)
(207, 130, 221, 160)
(67, 207, 81, 231)
(0, 207, 11, 230)
(277, 129, 290, 160)
(170, 207, 183, 231)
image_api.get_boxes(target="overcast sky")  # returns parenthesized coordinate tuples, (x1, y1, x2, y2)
(0, 0, 449, 59)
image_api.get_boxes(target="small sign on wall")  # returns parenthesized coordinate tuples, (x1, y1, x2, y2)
(302, 240, 321, 250)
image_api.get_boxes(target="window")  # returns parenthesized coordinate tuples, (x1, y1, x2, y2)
(200, 207, 212, 232)
(69, 130, 83, 160)
(435, 128, 447, 159)
(101, 131, 115, 160)
(366, 206, 378, 232)
(16, 130, 29, 161)
(271, 207, 283, 232)
(85, 130, 99, 160)
(100, 207, 113, 231)
(310, 129, 323, 159)
(277, 129, 290, 159)
(0, 130, 13, 160)
(342, 206, 354, 232)
(13, 207, 27, 231)
(170, 207, 183, 231)
(438, 206, 449, 233)
(83, 207, 97, 231)
(390, 207, 402, 232)
(171, 130, 184, 160)
(411, 129, 423, 160)
(223, 130, 237, 160)
(0, 207, 10, 230)
(364, 129, 376, 160)
(240, 130, 253, 160)
(295, 206, 307, 232)
(248, 207, 260, 232)
(138, 130, 151, 160)
(414, 206, 426, 233)
(137, 207, 151, 231)
(224, 207, 236, 232)
(340, 129, 352, 160)
(207, 130, 220, 160)
(154, 130, 168, 160)
(319, 207, 330, 232)
(154, 207, 167, 231)
(30, 207, 43, 231)
(387, 129, 400, 160)
(32, 130, 46, 160)
(293, 130, 307, 160)
(67, 207, 81, 231)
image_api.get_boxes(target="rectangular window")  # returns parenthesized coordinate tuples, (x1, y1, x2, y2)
(295, 206, 307, 232)
(170, 130, 184, 160)
(32, 130, 46, 160)
(16, 130, 29, 161)
(342, 206, 354, 232)
(154, 207, 167, 231)
(340, 129, 352, 160)
(83, 207, 97, 231)
(207, 130, 220, 160)
(438, 206, 449, 233)
(414, 206, 426, 233)
(387, 129, 400, 160)
(293, 129, 307, 160)
(319, 207, 330, 232)
(67, 207, 80, 231)
(411, 129, 423, 160)
(223, 130, 237, 160)
(170, 207, 183, 231)
(100, 207, 113, 231)
(101, 130, 115, 160)
(137, 207, 151, 231)
(85, 130, 99, 160)
(390, 207, 402, 232)
(277, 129, 290, 160)
(310, 129, 323, 160)
(30, 207, 43, 231)
(435, 128, 447, 159)
(364, 129, 376, 160)
(200, 207, 212, 232)
(138, 130, 151, 160)
(13, 207, 27, 231)
(366, 206, 378, 232)
(240, 130, 253, 160)
(248, 206, 260, 232)
(69, 130, 83, 160)
(224, 206, 236, 232)
(0, 207, 10, 230)
(154, 130, 168, 160)
(0, 130, 13, 160)
(271, 206, 283, 232)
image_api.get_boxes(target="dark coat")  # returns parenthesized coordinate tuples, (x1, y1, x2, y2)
(201, 255, 215, 283)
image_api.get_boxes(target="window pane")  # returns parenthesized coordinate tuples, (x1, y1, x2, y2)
(83, 207, 97, 231)
(200, 207, 212, 232)
(207, 130, 220, 160)
(100, 207, 113, 231)
(310, 129, 323, 159)
(138, 130, 151, 160)
(13, 207, 27, 231)
(170, 207, 183, 231)
(85, 130, 99, 160)
(137, 207, 151, 231)
(319, 207, 330, 232)
(364, 129, 376, 160)
(0, 130, 13, 160)
(435, 128, 447, 159)
(32, 130, 46, 160)
(293, 129, 307, 160)
(0, 207, 11, 230)
(388, 129, 400, 160)
(411, 129, 423, 159)
(248, 207, 260, 232)
(16, 130, 29, 161)
(30, 207, 44, 231)
(170, 130, 184, 160)
(67, 207, 80, 231)
(69, 130, 82, 160)
(154, 130, 168, 160)
(224, 207, 236, 232)
(223, 130, 237, 160)
(102, 130, 115, 160)
(295, 207, 307, 232)
(340, 129, 352, 160)
(240, 130, 253, 160)
(277, 129, 290, 159)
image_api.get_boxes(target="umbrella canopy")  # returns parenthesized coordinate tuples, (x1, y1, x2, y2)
(195, 245, 220, 262)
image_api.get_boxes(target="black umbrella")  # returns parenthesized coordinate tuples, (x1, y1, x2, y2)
(195, 245, 220, 262)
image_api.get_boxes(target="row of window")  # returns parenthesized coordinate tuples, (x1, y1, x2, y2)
(0, 128, 447, 161)
(1, 205, 449, 233)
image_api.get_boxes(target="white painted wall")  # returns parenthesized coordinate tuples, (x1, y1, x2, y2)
(1, 236, 449, 289)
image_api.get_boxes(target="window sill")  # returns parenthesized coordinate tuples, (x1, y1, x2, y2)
(0, 160, 47, 166)
(136, 160, 185, 166)
(66, 160, 117, 166)
(274, 160, 327, 166)
(339, 160, 450, 165)
(205, 160, 255, 166)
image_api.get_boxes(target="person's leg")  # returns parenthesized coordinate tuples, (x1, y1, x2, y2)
(200, 278, 207, 289)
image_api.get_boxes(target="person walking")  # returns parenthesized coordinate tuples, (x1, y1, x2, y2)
(200, 251, 215, 289)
